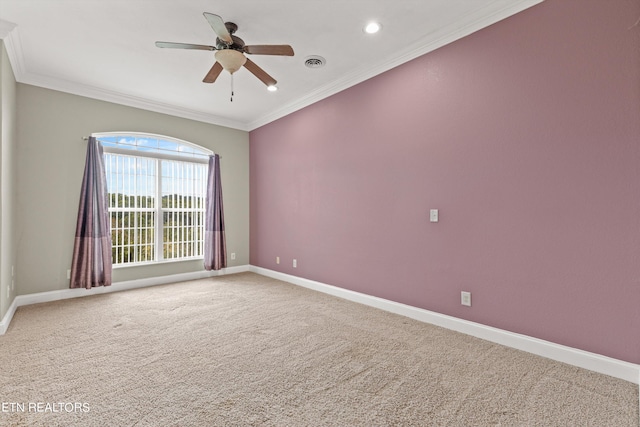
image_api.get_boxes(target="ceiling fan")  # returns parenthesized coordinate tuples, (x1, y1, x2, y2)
(156, 13, 294, 99)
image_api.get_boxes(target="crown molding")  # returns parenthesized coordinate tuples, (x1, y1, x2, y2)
(18, 71, 249, 131)
(0, 19, 17, 39)
(0, 19, 249, 131)
(2, 1, 543, 133)
(0, 19, 24, 79)
(246, 0, 544, 130)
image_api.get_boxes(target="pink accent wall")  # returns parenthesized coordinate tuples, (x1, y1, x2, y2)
(250, 0, 640, 364)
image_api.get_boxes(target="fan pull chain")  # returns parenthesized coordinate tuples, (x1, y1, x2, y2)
(230, 73, 234, 102)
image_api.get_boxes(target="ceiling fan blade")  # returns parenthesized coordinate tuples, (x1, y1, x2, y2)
(155, 41, 216, 51)
(243, 58, 277, 87)
(244, 45, 294, 56)
(203, 62, 224, 83)
(203, 13, 232, 44)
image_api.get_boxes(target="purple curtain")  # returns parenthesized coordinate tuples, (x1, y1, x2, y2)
(204, 154, 227, 271)
(70, 136, 112, 289)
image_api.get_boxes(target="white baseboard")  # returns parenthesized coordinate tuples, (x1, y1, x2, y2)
(0, 297, 18, 335)
(0, 265, 249, 335)
(250, 266, 640, 386)
(2, 264, 638, 389)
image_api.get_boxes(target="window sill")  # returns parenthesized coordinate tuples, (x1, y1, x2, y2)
(113, 257, 204, 269)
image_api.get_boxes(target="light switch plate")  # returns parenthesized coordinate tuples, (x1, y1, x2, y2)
(430, 209, 439, 222)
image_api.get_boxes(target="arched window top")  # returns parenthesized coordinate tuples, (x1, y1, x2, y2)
(97, 132, 212, 266)
(94, 132, 212, 161)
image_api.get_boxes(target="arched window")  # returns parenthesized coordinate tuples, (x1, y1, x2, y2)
(95, 132, 213, 266)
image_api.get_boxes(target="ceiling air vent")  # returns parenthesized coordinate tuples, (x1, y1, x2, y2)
(304, 56, 326, 69)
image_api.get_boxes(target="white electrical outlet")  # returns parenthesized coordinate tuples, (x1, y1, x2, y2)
(276, 256, 280, 264)
(461, 291, 471, 307)
(67, 269, 71, 280)
(230, 253, 236, 260)
(293, 259, 297, 268)
(430, 209, 439, 223)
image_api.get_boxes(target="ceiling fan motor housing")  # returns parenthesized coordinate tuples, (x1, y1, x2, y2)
(225, 22, 238, 34)
(217, 35, 245, 51)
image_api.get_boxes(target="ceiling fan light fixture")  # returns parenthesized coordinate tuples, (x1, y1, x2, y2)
(364, 22, 382, 34)
(267, 85, 278, 92)
(215, 49, 247, 74)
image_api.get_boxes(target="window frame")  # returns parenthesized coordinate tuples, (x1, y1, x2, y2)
(95, 132, 212, 268)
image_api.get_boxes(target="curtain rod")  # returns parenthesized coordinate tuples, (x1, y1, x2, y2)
(81, 136, 219, 158)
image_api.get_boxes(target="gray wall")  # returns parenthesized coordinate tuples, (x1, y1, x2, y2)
(0, 41, 17, 319)
(16, 84, 249, 295)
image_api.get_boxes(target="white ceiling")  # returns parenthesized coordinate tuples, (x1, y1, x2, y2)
(0, 0, 542, 131)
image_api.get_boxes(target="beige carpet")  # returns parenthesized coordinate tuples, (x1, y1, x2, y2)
(0, 272, 637, 426)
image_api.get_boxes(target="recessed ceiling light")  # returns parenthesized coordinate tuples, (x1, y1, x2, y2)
(364, 22, 381, 34)
(267, 85, 278, 92)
